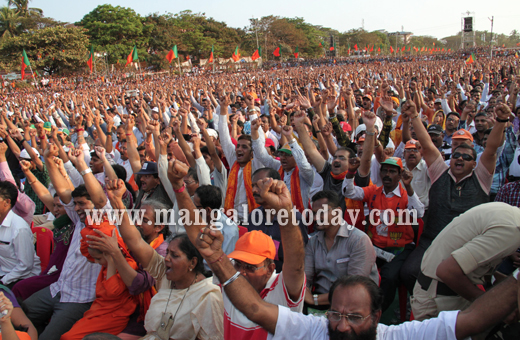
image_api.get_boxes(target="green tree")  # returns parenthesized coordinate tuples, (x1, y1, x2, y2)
(0, 6, 20, 38)
(0, 25, 90, 74)
(7, 0, 42, 17)
(77, 4, 153, 64)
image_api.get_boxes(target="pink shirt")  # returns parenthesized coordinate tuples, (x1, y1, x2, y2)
(0, 161, 36, 224)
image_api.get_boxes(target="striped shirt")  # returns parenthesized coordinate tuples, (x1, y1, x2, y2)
(49, 199, 107, 303)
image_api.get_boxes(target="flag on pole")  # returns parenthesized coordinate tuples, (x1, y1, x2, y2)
(319, 41, 324, 47)
(370, 45, 373, 52)
(125, 46, 138, 66)
(294, 46, 299, 58)
(347, 44, 351, 54)
(273, 46, 281, 57)
(87, 46, 94, 73)
(329, 42, 335, 51)
(354, 44, 358, 51)
(208, 45, 214, 63)
(252, 47, 261, 61)
(390, 46, 394, 53)
(21, 49, 30, 80)
(166, 45, 178, 63)
(378, 44, 381, 53)
(402, 46, 405, 52)
(232, 46, 240, 62)
(465, 53, 475, 65)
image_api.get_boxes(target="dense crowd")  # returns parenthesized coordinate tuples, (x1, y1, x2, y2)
(0, 52, 519, 340)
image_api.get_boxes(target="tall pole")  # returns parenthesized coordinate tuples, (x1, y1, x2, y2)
(252, 16, 259, 50)
(489, 16, 494, 58)
(28, 64, 38, 89)
(177, 58, 182, 76)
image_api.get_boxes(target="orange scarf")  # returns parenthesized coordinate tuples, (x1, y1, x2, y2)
(279, 167, 305, 213)
(149, 234, 164, 250)
(224, 161, 258, 217)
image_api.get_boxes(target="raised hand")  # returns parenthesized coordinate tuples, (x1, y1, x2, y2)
(494, 103, 512, 122)
(401, 169, 414, 186)
(256, 178, 292, 212)
(347, 157, 361, 172)
(281, 125, 293, 138)
(86, 229, 120, 258)
(380, 95, 394, 114)
(105, 178, 127, 201)
(196, 226, 225, 262)
(167, 158, 189, 188)
(20, 159, 32, 173)
(0, 142, 7, 156)
(401, 100, 418, 119)
(0, 291, 14, 321)
(44, 143, 59, 159)
(95, 146, 106, 160)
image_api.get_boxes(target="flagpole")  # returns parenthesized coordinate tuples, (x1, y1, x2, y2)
(177, 58, 182, 76)
(28, 64, 39, 89)
(93, 51, 97, 75)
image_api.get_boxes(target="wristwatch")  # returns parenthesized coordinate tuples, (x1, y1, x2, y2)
(313, 294, 318, 306)
(80, 168, 92, 176)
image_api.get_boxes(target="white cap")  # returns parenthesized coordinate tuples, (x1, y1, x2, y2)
(20, 148, 40, 160)
(152, 107, 159, 113)
(206, 128, 218, 139)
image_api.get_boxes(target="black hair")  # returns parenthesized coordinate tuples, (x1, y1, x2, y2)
(453, 144, 477, 160)
(252, 167, 281, 180)
(336, 146, 356, 158)
(112, 164, 136, 201)
(187, 168, 198, 183)
(237, 134, 252, 145)
(446, 112, 461, 119)
(311, 190, 342, 208)
(200, 146, 219, 157)
(328, 275, 383, 314)
(475, 112, 487, 119)
(195, 185, 222, 210)
(171, 234, 204, 274)
(71, 184, 92, 201)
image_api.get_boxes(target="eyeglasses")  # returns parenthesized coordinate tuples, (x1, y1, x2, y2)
(452, 152, 474, 161)
(326, 311, 371, 325)
(231, 259, 266, 274)
(184, 180, 196, 185)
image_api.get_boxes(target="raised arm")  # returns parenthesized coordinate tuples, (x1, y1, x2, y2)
(68, 148, 107, 209)
(404, 100, 441, 166)
(294, 112, 326, 172)
(479, 103, 509, 174)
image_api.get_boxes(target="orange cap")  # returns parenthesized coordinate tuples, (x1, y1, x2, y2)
(228, 230, 276, 264)
(362, 94, 373, 102)
(405, 139, 419, 149)
(391, 97, 400, 106)
(451, 129, 473, 142)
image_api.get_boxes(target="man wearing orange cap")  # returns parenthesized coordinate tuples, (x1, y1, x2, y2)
(343, 150, 424, 312)
(168, 159, 306, 340)
(400, 101, 508, 296)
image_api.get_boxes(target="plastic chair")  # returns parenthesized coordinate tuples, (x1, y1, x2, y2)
(32, 226, 54, 272)
(399, 218, 424, 322)
(238, 226, 248, 238)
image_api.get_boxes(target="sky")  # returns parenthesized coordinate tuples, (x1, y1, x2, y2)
(33, 0, 519, 40)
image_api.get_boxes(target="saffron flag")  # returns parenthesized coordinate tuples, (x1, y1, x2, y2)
(273, 46, 281, 57)
(21, 49, 30, 80)
(378, 44, 381, 52)
(330, 42, 335, 51)
(294, 46, 299, 58)
(232, 46, 240, 62)
(402, 46, 405, 52)
(465, 53, 475, 65)
(354, 44, 358, 51)
(87, 46, 93, 73)
(166, 45, 178, 63)
(390, 46, 394, 53)
(370, 45, 373, 52)
(347, 44, 351, 54)
(209, 45, 214, 63)
(251, 47, 261, 61)
(125, 46, 138, 66)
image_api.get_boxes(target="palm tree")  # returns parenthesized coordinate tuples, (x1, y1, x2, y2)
(0, 6, 20, 38)
(7, 0, 42, 18)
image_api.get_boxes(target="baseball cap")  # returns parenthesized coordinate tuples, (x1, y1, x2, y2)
(206, 128, 218, 139)
(405, 139, 419, 149)
(451, 129, 473, 141)
(43, 122, 52, 132)
(427, 124, 443, 135)
(278, 143, 292, 156)
(20, 148, 40, 160)
(229, 230, 276, 264)
(434, 99, 442, 104)
(357, 134, 366, 142)
(136, 162, 158, 175)
(362, 94, 373, 102)
(340, 121, 352, 132)
(380, 157, 403, 169)
(265, 138, 275, 148)
(391, 97, 400, 106)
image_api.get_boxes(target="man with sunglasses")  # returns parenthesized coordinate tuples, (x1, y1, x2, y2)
(400, 101, 509, 299)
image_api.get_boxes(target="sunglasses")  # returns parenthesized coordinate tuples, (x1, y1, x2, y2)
(452, 152, 474, 161)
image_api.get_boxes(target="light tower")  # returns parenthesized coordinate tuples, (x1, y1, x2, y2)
(461, 11, 476, 49)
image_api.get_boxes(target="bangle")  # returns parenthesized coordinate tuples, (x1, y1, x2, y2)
(347, 169, 357, 175)
(39, 135, 46, 139)
(366, 131, 375, 136)
(496, 118, 509, 123)
(173, 183, 185, 193)
(27, 180, 36, 185)
(76, 128, 84, 132)
(411, 115, 419, 120)
(80, 168, 92, 176)
(126, 133, 132, 136)
(208, 254, 224, 264)
(315, 130, 321, 134)
(313, 294, 319, 306)
(222, 271, 240, 288)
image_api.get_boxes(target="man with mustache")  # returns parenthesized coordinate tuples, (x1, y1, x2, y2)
(342, 131, 424, 312)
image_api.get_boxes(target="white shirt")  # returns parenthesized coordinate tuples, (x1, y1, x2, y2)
(0, 210, 40, 285)
(50, 199, 106, 303)
(117, 158, 133, 182)
(404, 159, 431, 209)
(268, 306, 460, 340)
